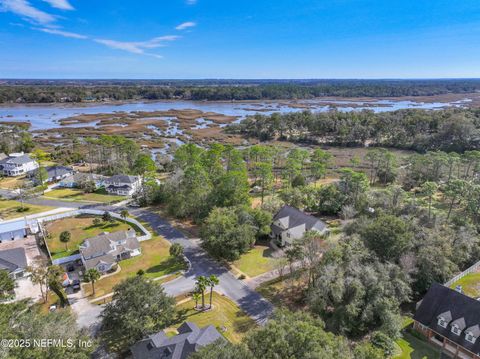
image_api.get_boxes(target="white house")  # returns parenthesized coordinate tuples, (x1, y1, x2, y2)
(104, 175, 141, 196)
(0, 153, 39, 177)
(79, 229, 141, 273)
(58, 172, 106, 189)
(271, 205, 328, 246)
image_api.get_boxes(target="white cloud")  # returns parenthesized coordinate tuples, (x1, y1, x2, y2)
(42, 0, 74, 10)
(186, 0, 197, 4)
(94, 35, 179, 57)
(38, 27, 87, 39)
(176, 21, 196, 30)
(0, 0, 55, 24)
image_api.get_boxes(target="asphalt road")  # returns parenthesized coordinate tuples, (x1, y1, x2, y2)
(132, 209, 273, 325)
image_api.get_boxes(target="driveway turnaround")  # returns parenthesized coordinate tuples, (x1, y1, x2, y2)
(132, 209, 273, 325)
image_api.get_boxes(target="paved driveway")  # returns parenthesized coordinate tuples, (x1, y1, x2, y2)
(132, 209, 273, 324)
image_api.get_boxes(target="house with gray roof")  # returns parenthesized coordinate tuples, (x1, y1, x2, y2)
(271, 205, 328, 246)
(58, 172, 107, 189)
(79, 229, 141, 273)
(104, 174, 141, 196)
(0, 247, 28, 279)
(0, 152, 38, 177)
(30, 165, 74, 184)
(130, 322, 225, 359)
(414, 283, 480, 359)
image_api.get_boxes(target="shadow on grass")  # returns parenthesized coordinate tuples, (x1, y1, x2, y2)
(146, 257, 185, 275)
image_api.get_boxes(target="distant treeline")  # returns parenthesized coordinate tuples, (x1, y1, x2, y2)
(1, 79, 480, 103)
(227, 108, 480, 153)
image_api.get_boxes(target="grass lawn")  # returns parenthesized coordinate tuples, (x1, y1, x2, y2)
(0, 176, 25, 190)
(0, 200, 54, 220)
(232, 245, 280, 277)
(44, 216, 133, 259)
(43, 188, 125, 203)
(172, 292, 257, 343)
(449, 272, 480, 298)
(393, 333, 441, 359)
(83, 219, 185, 299)
(393, 317, 441, 359)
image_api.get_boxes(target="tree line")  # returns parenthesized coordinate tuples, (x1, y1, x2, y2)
(2, 79, 480, 103)
(228, 108, 480, 152)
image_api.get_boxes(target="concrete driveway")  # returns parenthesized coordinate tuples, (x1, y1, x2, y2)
(68, 287, 104, 333)
(14, 277, 43, 302)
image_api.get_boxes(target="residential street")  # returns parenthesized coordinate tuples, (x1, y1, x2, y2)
(132, 209, 273, 325)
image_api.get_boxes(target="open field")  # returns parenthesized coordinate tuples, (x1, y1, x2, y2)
(232, 245, 280, 277)
(43, 188, 125, 203)
(83, 219, 184, 299)
(172, 292, 257, 343)
(0, 200, 53, 220)
(449, 271, 480, 299)
(44, 215, 133, 259)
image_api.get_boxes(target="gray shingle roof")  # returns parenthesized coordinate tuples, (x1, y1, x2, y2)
(272, 205, 327, 234)
(105, 175, 139, 184)
(80, 229, 138, 259)
(0, 248, 27, 273)
(414, 283, 480, 355)
(131, 322, 225, 359)
(5, 154, 35, 165)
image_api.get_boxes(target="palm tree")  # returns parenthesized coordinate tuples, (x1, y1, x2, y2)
(195, 276, 207, 310)
(192, 292, 201, 309)
(59, 231, 71, 251)
(84, 268, 101, 296)
(207, 274, 219, 309)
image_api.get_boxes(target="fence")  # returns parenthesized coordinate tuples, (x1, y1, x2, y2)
(37, 209, 152, 265)
(444, 259, 480, 287)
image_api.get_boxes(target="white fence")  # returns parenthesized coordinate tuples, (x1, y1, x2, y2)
(37, 209, 152, 264)
(444, 259, 480, 287)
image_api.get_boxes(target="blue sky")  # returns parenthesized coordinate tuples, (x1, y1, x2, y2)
(0, 0, 480, 78)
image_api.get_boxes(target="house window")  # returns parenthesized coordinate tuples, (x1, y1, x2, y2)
(466, 333, 477, 344)
(451, 325, 460, 336)
(438, 318, 447, 328)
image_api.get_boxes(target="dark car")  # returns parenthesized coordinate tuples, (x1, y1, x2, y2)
(71, 279, 81, 291)
(67, 264, 75, 272)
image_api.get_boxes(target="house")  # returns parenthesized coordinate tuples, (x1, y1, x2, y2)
(79, 229, 141, 273)
(0, 219, 39, 242)
(0, 152, 39, 177)
(414, 283, 480, 359)
(30, 165, 74, 184)
(130, 322, 225, 359)
(104, 175, 141, 196)
(58, 172, 106, 189)
(0, 247, 28, 279)
(271, 205, 328, 246)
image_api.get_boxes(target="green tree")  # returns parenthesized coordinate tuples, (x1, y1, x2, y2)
(207, 274, 219, 309)
(0, 270, 14, 298)
(421, 181, 438, 220)
(360, 214, 412, 262)
(59, 230, 71, 251)
(310, 148, 332, 183)
(169, 243, 184, 262)
(444, 179, 466, 220)
(35, 166, 49, 192)
(339, 168, 369, 207)
(84, 268, 101, 296)
(120, 209, 129, 220)
(192, 292, 201, 309)
(200, 206, 256, 261)
(101, 276, 175, 351)
(102, 211, 113, 222)
(195, 276, 208, 310)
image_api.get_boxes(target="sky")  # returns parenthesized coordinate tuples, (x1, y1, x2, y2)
(0, 0, 480, 79)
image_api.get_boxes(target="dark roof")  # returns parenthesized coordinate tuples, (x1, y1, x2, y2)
(0, 248, 27, 273)
(414, 283, 480, 354)
(45, 166, 74, 178)
(105, 175, 139, 184)
(272, 205, 326, 233)
(130, 322, 224, 359)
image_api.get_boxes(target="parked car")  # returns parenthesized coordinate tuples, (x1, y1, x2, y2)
(71, 279, 81, 291)
(67, 264, 75, 272)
